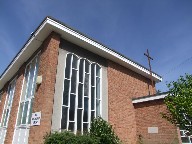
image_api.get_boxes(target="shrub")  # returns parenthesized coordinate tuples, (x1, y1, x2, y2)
(44, 117, 121, 144)
(90, 117, 121, 144)
(44, 131, 99, 144)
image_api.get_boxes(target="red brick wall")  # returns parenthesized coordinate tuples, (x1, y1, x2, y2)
(0, 85, 8, 122)
(28, 32, 60, 144)
(107, 60, 156, 144)
(4, 66, 25, 144)
(134, 99, 180, 144)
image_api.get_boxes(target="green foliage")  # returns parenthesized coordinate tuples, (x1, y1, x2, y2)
(90, 117, 121, 144)
(44, 131, 99, 144)
(44, 117, 121, 144)
(162, 74, 192, 133)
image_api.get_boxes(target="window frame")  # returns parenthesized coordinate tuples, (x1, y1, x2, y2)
(15, 52, 40, 128)
(60, 53, 102, 134)
(0, 77, 17, 128)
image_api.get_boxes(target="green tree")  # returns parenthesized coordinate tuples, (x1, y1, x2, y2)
(162, 74, 192, 133)
(90, 117, 121, 144)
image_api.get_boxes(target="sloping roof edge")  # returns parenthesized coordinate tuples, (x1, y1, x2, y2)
(0, 16, 162, 90)
(132, 92, 168, 104)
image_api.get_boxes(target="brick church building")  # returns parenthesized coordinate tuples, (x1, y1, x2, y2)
(0, 17, 184, 143)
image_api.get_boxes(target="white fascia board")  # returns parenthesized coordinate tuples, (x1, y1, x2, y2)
(132, 94, 167, 104)
(46, 18, 162, 82)
(0, 20, 48, 90)
(0, 17, 162, 90)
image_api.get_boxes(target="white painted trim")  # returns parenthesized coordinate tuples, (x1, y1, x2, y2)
(0, 22, 46, 82)
(132, 94, 167, 104)
(0, 17, 162, 90)
(46, 18, 162, 82)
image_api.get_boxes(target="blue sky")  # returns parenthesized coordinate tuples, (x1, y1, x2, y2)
(0, 0, 192, 92)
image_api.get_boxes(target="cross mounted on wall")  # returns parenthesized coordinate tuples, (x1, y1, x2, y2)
(144, 49, 154, 95)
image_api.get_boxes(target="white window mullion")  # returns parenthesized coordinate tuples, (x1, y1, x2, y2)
(74, 59, 80, 134)
(94, 65, 96, 118)
(88, 64, 91, 130)
(82, 60, 85, 132)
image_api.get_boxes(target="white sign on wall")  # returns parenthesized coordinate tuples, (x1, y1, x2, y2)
(148, 127, 158, 133)
(31, 112, 41, 126)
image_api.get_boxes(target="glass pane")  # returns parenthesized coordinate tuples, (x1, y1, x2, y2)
(72, 55, 78, 69)
(28, 99, 34, 124)
(84, 74, 89, 96)
(65, 54, 72, 79)
(79, 59, 84, 83)
(63, 79, 70, 106)
(91, 64, 95, 86)
(180, 131, 184, 136)
(7, 82, 15, 107)
(83, 97, 88, 122)
(85, 60, 89, 73)
(3, 109, 9, 126)
(91, 87, 95, 110)
(68, 122, 74, 131)
(27, 60, 36, 98)
(77, 109, 82, 132)
(22, 65, 30, 101)
(96, 100, 100, 117)
(69, 94, 76, 121)
(61, 106, 68, 129)
(31, 57, 39, 96)
(96, 78, 100, 99)
(17, 103, 24, 126)
(96, 65, 100, 77)
(83, 123, 88, 132)
(78, 84, 83, 108)
(181, 137, 190, 143)
(21, 101, 29, 124)
(71, 69, 77, 94)
(91, 111, 95, 121)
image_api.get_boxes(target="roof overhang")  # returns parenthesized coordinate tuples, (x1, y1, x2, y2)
(132, 93, 167, 104)
(0, 17, 162, 90)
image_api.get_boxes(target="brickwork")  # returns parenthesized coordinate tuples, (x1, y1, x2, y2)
(0, 85, 8, 123)
(134, 99, 180, 144)
(4, 66, 25, 144)
(107, 60, 156, 144)
(28, 32, 60, 144)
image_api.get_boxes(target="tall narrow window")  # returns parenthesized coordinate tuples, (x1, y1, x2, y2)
(61, 53, 101, 133)
(12, 53, 40, 144)
(0, 78, 16, 143)
(0, 79, 16, 127)
(17, 54, 40, 126)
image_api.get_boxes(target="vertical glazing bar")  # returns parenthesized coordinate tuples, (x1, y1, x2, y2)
(88, 63, 91, 130)
(66, 54, 73, 131)
(94, 65, 96, 117)
(82, 60, 85, 132)
(74, 58, 79, 133)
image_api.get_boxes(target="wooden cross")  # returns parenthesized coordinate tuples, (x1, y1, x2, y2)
(144, 49, 154, 95)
